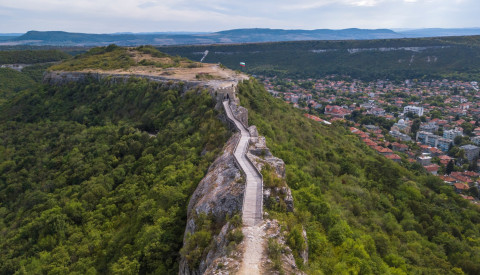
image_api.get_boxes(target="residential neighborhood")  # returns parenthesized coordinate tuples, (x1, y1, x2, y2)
(260, 75, 480, 204)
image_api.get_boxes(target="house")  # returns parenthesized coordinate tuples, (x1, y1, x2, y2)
(428, 147, 443, 157)
(438, 155, 453, 166)
(389, 130, 412, 142)
(367, 107, 386, 116)
(418, 153, 432, 166)
(454, 182, 470, 193)
(404, 105, 424, 116)
(392, 119, 410, 133)
(385, 154, 402, 163)
(424, 164, 440, 175)
(416, 131, 452, 152)
(439, 175, 456, 185)
(373, 146, 393, 155)
(460, 194, 475, 201)
(450, 172, 473, 184)
(464, 171, 479, 178)
(304, 114, 332, 125)
(443, 128, 463, 140)
(420, 123, 438, 133)
(324, 105, 351, 118)
(392, 142, 408, 152)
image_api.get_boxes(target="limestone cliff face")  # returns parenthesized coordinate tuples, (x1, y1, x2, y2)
(246, 126, 308, 273)
(179, 133, 245, 275)
(246, 126, 294, 212)
(43, 71, 238, 108)
(229, 102, 248, 129)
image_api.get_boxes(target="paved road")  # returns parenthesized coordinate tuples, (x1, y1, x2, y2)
(223, 100, 263, 226)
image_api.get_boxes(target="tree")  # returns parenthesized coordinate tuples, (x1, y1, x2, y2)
(446, 160, 455, 175)
(410, 118, 421, 136)
(454, 136, 463, 146)
(469, 157, 479, 172)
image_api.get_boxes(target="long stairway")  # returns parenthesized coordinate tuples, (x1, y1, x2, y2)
(223, 100, 263, 226)
(223, 100, 264, 274)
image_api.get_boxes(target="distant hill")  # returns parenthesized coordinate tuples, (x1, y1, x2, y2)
(2, 28, 480, 46)
(160, 35, 480, 81)
(398, 28, 480, 38)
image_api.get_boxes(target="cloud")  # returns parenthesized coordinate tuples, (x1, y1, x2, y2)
(0, 0, 478, 32)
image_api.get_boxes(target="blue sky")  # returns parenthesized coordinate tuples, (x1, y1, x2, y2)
(0, 0, 479, 33)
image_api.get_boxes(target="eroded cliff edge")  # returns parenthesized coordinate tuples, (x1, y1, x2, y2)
(178, 132, 245, 275)
(180, 91, 307, 275)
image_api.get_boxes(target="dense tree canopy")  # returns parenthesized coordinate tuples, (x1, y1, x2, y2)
(238, 79, 480, 274)
(0, 77, 230, 274)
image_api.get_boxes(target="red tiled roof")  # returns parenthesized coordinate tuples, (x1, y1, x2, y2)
(424, 164, 439, 172)
(460, 194, 475, 201)
(385, 154, 401, 160)
(454, 183, 470, 190)
(440, 175, 456, 182)
(464, 171, 480, 177)
(438, 155, 452, 160)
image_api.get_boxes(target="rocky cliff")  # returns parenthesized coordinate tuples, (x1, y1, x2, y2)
(179, 95, 307, 274)
(43, 71, 239, 108)
(178, 132, 245, 275)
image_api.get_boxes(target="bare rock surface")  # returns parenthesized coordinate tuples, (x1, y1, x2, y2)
(179, 133, 245, 275)
(264, 219, 306, 275)
(229, 102, 249, 129)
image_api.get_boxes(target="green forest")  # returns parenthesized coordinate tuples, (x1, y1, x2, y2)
(0, 50, 70, 65)
(2, 46, 480, 274)
(0, 76, 230, 274)
(237, 79, 480, 274)
(160, 36, 480, 81)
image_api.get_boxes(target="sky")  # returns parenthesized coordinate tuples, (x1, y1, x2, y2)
(0, 0, 479, 33)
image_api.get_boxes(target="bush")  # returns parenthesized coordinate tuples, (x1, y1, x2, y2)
(227, 229, 244, 244)
(267, 238, 284, 272)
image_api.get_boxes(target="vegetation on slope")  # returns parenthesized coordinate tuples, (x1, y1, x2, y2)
(0, 68, 36, 105)
(48, 45, 135, 71)
(0, 77, 230, 274)
(49, 45, 196, 72)
(0, 49, 70, 65)
(161, 36, 480, 81)
(238, 79, 480, 274)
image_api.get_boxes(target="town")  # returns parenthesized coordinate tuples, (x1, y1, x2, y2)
(260, 75, 480, 204)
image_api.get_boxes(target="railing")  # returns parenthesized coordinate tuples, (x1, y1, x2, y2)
(223, 100, 247, 215)
(245, 149, 264, 220)
(223, 100, 264, 222)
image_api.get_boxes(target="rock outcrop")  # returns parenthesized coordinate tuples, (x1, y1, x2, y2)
(246, 127, 293, 212)
(43, 71, 240, 108)
(229, 102, 248, 129)
(179, 133, 245, 275)
(264, 219, 307, 275)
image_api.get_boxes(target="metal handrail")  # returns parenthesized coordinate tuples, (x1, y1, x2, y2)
(222, 101, 247, 215)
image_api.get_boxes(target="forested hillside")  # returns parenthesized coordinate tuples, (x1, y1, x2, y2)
(238, 79, 480, 274)
(0, 77, 230, 274)
(160, 36, 480, 81)
(0, 50, 70, 65)
(0, 49, 71, 103)
(2, 46, 480, 274)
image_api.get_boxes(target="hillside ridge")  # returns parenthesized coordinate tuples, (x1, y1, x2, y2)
(43, 52, 295, 273)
